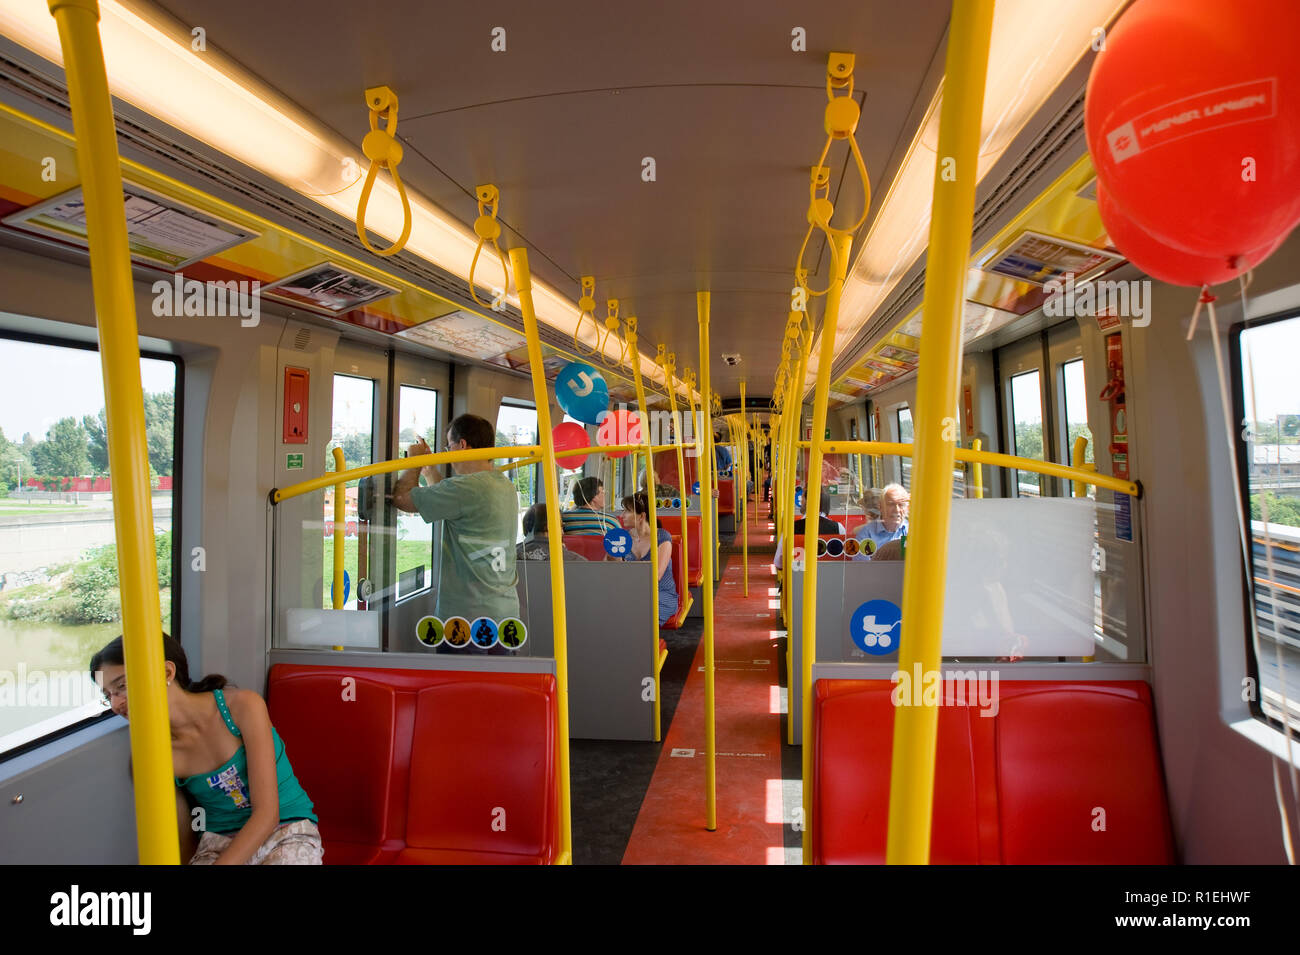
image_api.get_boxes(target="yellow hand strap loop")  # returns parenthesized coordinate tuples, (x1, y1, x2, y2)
(573, 275, 600, 356)
(357, 86, 412, 257)
(600, 299, 627, 369)
(812, 53, 872, 236)
(796, 167, 838, 297)
(468, 184, 512, 309)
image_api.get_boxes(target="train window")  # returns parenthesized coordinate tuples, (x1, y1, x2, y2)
(497, 400, 539, 542)
(1009, 370, 1045, 497)
(0, 335, 178, 757)
(1061, 359, 1094, 463)
(323, 374, 374, 608)
(395, 385, 438, 599)
(897, 408, 914, 489)
(1235, 314, 1300, 735)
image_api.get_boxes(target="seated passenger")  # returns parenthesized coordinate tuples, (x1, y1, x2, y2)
(774, 488, 846, 572)
(517, 502, 587, 561)
(91, 633, 321, 865)
(560, 477, 619, 536)
(853, 482, 909, 560)
(392, 413, 519, 652)
(617, 490, 678, 625)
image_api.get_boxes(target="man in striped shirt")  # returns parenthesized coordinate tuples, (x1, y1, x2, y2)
(561, 476, 621, 536)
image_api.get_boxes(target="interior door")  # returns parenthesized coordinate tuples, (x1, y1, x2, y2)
(997, 335, 1049, 498)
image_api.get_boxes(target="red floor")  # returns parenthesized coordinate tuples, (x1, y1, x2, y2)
(621, 501, 791, 864)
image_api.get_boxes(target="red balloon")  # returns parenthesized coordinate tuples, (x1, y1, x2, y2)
(552, 422, 590, 469)
(596, 409, 643, 459)
(1097, 184, 1284, 287)
(1085, 0, 1300, 258)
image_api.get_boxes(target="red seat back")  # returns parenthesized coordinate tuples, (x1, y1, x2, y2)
(267, 665, 400, 851)
(658, 514, 702, 585)
(562, 535, 607, 562)
(405, 673, 559, 861)
(718, 478, 735, 514)
(813, 681, 982, 864)
(995, 682, 1174, 864)
(661, 533, 690, 629)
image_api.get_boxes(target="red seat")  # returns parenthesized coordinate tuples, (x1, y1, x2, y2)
(657, 514, 704, 587)
(995, 682, 1175, 864)
(401, 678, 559, 864)
(842, 513, 868, 535)
(660, 533, 692, 630)
(562, 534, 608, 562)
(813, 682, 982, 864)
(268, 665, 560, 865)
(812, 679, 1174, 865)
(718, 478, 735, 515)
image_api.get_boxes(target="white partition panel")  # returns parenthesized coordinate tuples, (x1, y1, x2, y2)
(942, 498, 1095, 657)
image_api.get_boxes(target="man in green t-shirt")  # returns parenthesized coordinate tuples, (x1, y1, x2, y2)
(392, 413, 520, 651)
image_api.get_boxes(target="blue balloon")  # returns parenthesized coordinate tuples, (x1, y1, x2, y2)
(556, 362, 609, 425)
(603, 527, 634, 558)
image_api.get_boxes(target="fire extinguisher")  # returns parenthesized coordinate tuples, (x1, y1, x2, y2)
(1098, 332, 1128, 481)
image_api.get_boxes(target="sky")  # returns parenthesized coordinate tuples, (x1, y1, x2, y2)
(0, 339, 175, 443)
(1240, 320, 1300, 422)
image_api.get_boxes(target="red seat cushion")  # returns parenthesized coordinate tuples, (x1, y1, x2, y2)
(267, 666, 398, 855)
(718, 479, 735, 515)
(813, 681, 981, 864)
(995, 682, 1174, 864)
(405, 674, 559, 863)
(661, 533, 691, 629)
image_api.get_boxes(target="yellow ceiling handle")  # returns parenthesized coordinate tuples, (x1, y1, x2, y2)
(468, 183, 512, 309)
(573, 275, 600, 356)
(356, 86, 412, 257)
(795, 165, 839, 298)
(595, 298, 624, 369)
(809, 53, 873, 236)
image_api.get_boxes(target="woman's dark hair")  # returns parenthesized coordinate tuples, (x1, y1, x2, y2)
(573, 476, 602, 508)
(621, 490, 652, 522)
(90, 633, 228, 694)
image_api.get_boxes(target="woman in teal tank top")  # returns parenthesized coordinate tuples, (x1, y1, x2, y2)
(91, 634, 321, 865)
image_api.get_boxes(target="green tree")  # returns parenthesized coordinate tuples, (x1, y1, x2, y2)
(143, 390, 174, 477)
(83, 409, 109, 474)
(1252, 492, 1300, 528)
(0, 427, 28, 490)
(31, 417, 89, 476)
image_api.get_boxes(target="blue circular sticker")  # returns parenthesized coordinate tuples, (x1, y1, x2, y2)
(692, 481, 701, 495)
(794, 487, 804, 510)
(604, 527, 634, 557)
(671, 498, 681, 509)
(555, 362, 609, 425)
(850, 599, 902, 655)
(470, 616, 499, 649)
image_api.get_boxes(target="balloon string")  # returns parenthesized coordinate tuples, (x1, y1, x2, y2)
(1239, 271, 1300, 862)
(1185, 285, 1213, 341)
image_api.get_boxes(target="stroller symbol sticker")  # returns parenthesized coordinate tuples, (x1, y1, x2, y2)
(850, 599, 902, 655)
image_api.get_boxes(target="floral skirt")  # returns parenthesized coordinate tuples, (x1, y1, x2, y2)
(189, 819, 324, 865)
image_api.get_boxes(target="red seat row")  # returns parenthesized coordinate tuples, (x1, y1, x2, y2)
(561, 534, 607, 562)
(717, 478, 735, 516)
(660, 532, 691, 629)
(813, 679, 1175, 864)
(267, 665, 562, 864)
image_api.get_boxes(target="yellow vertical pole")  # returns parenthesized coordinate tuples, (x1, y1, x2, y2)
(697, 292, 718, 831)
(885, 0, 995, 866)
(626, 319, 663, 740)
(664, 355, 690, 612)
(331, 447, 346, 609)
(712, 392, 722, 582)
(509, 247, 573, 863)
(971, 438, 984, 499)
(800, 232, 853, 862)
(49, 0, 176, 865)
(784, 318, 811, 747)
(740, 384, 749, 596)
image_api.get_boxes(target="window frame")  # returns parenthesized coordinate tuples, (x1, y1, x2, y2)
(393, 382, 440, 604)
(0, 327, 182, 764)
(1230, 308, 1300, 739)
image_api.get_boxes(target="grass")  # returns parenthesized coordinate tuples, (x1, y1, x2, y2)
(0, 502, 101, 514)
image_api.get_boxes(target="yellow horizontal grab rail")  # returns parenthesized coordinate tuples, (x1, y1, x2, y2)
(585, 443, 681, 455)
(498, 455, 543, 472)
(801, 440, 1140, 498)
(272, 446, 543, 503)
